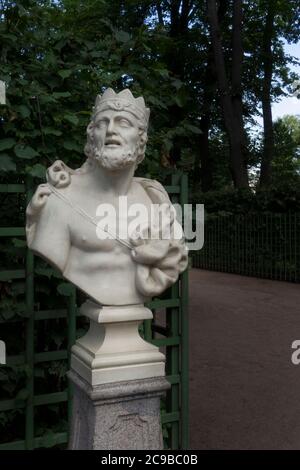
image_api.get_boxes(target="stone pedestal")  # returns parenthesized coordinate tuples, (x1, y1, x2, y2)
(71, 300, 166, 385)
(68, 300, 169, 450)
(68, 371, 170, 450)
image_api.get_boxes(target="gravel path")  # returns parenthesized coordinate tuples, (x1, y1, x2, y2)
(189, 269, 300, 449)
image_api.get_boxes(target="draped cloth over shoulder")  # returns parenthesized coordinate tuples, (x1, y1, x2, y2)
(132, 178, 188, 297)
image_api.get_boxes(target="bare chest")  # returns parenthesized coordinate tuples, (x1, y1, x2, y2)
(66, 186, 153, 253)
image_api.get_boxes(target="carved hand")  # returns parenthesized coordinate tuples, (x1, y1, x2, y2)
(129, 203, 176, 265)
(26, 184, 52, 217)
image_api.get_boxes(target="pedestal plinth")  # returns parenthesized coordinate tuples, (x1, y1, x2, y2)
(68, 371, 170, 450)
(68, 301, 170, 450)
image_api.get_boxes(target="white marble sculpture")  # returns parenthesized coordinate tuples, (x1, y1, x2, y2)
(26, 88, 189, 391)
(26, 88, 188, 307)
(26, 89, 189, 449)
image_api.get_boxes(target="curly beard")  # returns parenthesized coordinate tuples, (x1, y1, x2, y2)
(91, 143, 139, 171)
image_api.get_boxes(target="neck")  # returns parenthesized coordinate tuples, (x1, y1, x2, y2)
(87, 158, 135, 196)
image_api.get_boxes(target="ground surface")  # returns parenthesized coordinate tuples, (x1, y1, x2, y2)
(189, 269, 300, 449)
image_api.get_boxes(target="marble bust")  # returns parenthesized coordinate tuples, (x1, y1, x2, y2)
(26, 88, 188, 306)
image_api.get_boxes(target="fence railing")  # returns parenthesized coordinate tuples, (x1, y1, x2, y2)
(192, 212, 300, 282)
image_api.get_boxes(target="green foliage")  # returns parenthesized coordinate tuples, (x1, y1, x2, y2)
(0, 0, 205, 184)
(272, 115, 300, 184)
(0, 0, 299, 190)
(194, 180, 300, 217)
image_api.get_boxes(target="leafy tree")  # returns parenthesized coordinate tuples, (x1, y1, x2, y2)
(272, 114, 300, 185)
(207, 0, 249, 189)
(2, 0, 299, 192)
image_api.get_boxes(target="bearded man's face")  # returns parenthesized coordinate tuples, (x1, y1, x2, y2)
(90, 109, 141, 171)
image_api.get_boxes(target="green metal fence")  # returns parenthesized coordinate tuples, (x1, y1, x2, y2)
(0, 173, 189, 450)
(192, 212, 300, 282)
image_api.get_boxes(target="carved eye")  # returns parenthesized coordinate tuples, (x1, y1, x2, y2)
(96, 120, 107, 129)
(118, 118, 131, 127)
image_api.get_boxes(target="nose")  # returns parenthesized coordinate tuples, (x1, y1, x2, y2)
(106, 118, 116, 136)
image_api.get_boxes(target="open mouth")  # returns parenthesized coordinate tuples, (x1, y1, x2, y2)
(105, 139, 121, 146)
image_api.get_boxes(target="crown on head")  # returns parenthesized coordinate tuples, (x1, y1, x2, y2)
(92, 88, 150, 129)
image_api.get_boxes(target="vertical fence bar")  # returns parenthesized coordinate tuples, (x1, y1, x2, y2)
(227, 217, 229, 273)
(264, 213, 267, 278)
(166, 301, 179, 449)
(217, 216, 220, 271)
(284, 214, 287, 281)
(270, 214, 273, 280)
(252, 215, 255, 277)
(216, 217, 219, 272)
(276, 215, 279, 280)
(67, 286, 77, 439)
(280, 215, 283, 281)
(214, 218, 217, 271)
(180, 173, 189, 449)
(238, 215, 240, 273)
(25, 175, 35, 450)
(204, 218, 207, 269)
(290, 212, 292, 282)
(220, 217, 223, 272)
(144, 318, 153, 343)
(246, 214, 248, 275)
(253, 215, 256, 277)
(242, 214, 245, 274)
(234, 216, 236, 273)
(211, 218, 213, 271)
(166, 175, 180, 448)
(250, 215, 253, 276)
(266, 213, 269, 278)
(258, 214, 261, 278)
(295, 213, 297, 282)
(296, 213, 298, 282)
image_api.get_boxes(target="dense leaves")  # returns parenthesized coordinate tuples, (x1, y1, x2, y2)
(0, 0, 299, 190)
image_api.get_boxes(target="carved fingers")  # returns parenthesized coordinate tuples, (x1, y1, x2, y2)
(27, 184, 52, 216)
(131, 239, 170, 265)
(129, 203, 181, 266)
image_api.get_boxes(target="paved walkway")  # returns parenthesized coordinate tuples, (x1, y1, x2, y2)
(189, 269, 300, 449)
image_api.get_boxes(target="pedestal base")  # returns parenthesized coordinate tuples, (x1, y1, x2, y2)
(71, 301, 165, 386)
(68, 370, 170, 450)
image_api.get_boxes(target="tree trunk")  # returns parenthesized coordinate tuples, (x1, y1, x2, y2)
(207, 0, 249, 188)
(167, 0, 192, 166)
(231, 0, 244, 150)
(259, 3, 275, 187)
(199, 113, 213, 192)
(194, 46, 216, 192)
(155, 2, 164, 25)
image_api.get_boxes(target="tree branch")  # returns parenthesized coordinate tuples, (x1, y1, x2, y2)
(155, 2, 164, 26)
